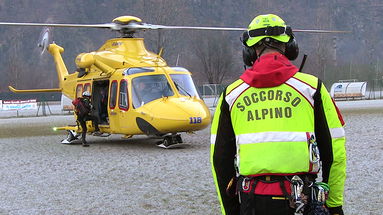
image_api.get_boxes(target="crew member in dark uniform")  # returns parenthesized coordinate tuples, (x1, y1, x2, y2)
(72, 91, 102, 147)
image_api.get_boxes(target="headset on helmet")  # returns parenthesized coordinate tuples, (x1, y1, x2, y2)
(242, 14, 299, 66)
(82, 91, 91, 97)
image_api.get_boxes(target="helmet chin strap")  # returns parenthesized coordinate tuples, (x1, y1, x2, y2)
(263, 42, 285, 56)
(256, 47, 267, 60)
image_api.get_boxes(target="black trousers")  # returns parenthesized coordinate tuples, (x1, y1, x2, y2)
(78, 115, 99, 143)
(239, 193, 295, 215)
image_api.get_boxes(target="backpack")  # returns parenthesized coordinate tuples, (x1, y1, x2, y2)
(72, 98, 90, 117)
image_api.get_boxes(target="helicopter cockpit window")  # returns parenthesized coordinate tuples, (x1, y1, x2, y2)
(170, 74, 199, 98)
(132, 75, 174, 108)
(124, 67, 155, 75)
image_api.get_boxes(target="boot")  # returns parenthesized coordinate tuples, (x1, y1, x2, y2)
(82, 139, 89, 147)
(93, 130, 103, 136)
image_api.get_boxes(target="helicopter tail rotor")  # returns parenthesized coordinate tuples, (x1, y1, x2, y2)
(37, 27, 52, 55)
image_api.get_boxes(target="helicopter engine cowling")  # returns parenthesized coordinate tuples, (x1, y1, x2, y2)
(75, 53, 95, 68)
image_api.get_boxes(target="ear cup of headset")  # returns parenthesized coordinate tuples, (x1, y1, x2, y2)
(242, 46, 257, 67)
(285, 35, 299, 61)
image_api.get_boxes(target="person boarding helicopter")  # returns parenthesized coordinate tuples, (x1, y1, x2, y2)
(72, 91, 102, 147)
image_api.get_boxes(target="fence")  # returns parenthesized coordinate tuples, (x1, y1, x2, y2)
(366, 79, 383, 100)
(198, 84, 227, 107)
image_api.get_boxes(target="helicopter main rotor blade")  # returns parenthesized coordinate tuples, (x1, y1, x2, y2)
(131, 23, 247, 31)
(0, 22, 116, 29)
(132, 23, 350, 33)
(293, 29, 351, 33)
(0, 21, 350, 33)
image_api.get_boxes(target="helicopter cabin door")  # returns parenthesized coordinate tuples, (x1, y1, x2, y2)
(108, 79, 134, 134)
(92, 80, 110, 126)
(108, 80, 120, 130)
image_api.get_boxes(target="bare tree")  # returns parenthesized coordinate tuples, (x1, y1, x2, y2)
(133, 0, 193, 64)
(192, 32, 235, 84)
(311, 2, 334, 81)
(5, 28, 29, 90)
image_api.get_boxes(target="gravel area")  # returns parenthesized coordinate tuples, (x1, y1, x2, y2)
(0, 101, 382, 215)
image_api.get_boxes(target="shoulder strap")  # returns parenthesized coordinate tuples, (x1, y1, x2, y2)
(313, 79, 322, 99)
(222, 86, 227, 98)
(313, 78, 333, 183)
(220, 87, 228, 111)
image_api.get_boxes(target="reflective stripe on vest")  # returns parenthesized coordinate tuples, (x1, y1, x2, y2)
(286, 77, 316, 107)
(236, 131, 310, 144)
(330, 127, 345, 138)
(226, 82, 250, 111)
(210, 126, 344, 145)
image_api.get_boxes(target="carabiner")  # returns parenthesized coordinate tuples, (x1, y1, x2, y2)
(309, 135, 320, 164)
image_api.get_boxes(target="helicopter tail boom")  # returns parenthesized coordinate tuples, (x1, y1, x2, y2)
(8, 86, 62, 93)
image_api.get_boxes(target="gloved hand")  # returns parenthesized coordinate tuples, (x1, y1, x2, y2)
(328, 206, 344, 215)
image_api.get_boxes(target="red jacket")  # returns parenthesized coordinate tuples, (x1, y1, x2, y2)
(240, 52, 298, 88)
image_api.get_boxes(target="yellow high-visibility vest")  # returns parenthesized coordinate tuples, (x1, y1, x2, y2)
(211, 72, 346, 214)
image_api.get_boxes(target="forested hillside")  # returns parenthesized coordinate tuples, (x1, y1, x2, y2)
(0, 0, 382, 91)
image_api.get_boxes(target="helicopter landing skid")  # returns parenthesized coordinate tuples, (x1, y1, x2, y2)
(61, 130, 80, 144)
(156, 134, 185, 149)
(92, 133, 111, 137)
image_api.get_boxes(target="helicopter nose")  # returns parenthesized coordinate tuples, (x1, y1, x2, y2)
(137, 97, 211, 133)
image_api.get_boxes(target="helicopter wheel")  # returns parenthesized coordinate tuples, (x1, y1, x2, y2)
(156, 134, 184, 149)
(163, 136, 172, 147)
(61, 130, 79, 145)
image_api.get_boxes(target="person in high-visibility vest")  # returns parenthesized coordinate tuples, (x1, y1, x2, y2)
(211, 14, 346, 215)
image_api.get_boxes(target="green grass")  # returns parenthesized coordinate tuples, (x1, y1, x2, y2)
(0, 121, 68, 138)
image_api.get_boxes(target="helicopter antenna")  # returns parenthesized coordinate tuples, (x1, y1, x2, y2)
(176, 54, 180, 66)
(158, 47, 164, 57)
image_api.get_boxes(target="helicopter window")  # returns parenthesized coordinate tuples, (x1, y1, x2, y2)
(132, 75, 174, 108)
(84, 83, 91, 94)
(124, 67, 155, 75)
(119, 80, 129, 110)
(109, 80, 118, 109)
(170, 74, 199, 98)
(76, 84, 83, 98)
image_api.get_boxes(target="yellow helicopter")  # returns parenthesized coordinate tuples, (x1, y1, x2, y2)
(0, 16, 348, 148)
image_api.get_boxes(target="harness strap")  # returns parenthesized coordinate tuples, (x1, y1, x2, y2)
(248, 178, 258, 215)
(279, 179, 290, 198)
